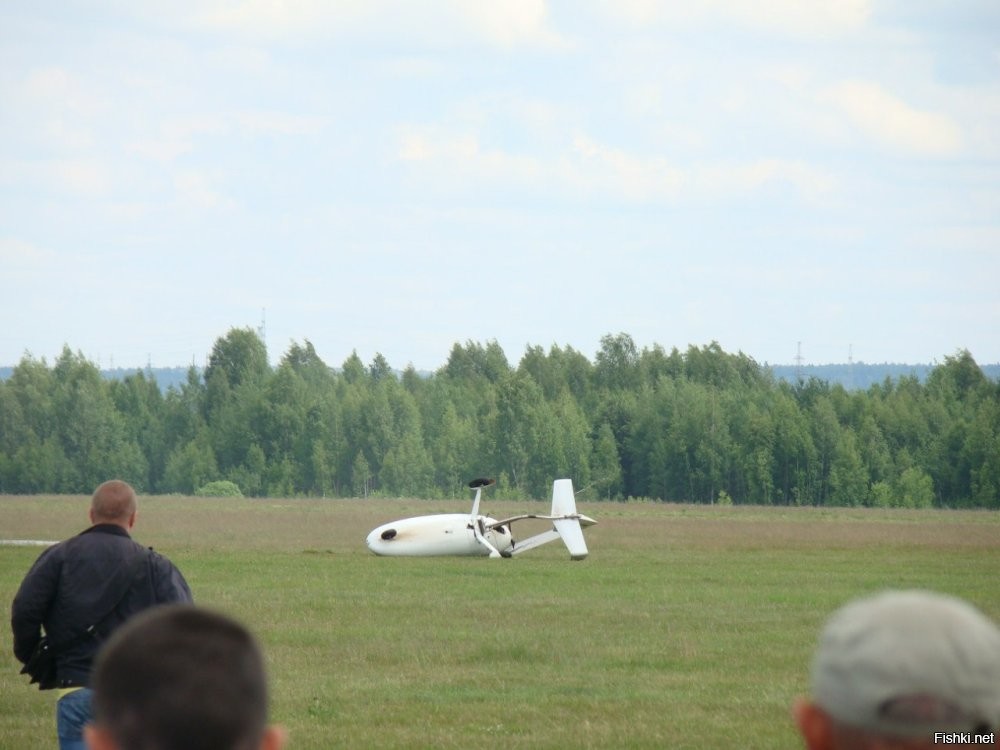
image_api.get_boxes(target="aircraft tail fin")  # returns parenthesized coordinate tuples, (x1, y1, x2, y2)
(550, 479, 594, 560)
(505, 478, 596, 559)
(551, 478, 576, 516)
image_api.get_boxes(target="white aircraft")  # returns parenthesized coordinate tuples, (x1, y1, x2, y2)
(365, 478, 596, 560)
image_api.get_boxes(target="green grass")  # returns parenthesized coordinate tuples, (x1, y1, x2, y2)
(2, 496, 999, 749)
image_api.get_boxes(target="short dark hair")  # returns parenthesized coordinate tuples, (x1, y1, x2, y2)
(91, 605, 270, 750)
(91, 480, 137, 523)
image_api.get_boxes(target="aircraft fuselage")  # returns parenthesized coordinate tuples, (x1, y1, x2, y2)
(365, 513, 514, 557)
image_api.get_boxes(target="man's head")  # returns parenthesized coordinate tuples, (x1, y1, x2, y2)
(89, 480, 137, 529)
(84, 605, 285, 750)
(796, 590, 1000, 749)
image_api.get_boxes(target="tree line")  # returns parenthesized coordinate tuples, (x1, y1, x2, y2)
(1, 330, 997, 508)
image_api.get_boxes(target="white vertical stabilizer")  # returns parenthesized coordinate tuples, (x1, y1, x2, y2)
(551, 478, 576, 516)
(552, 479, 590, 560)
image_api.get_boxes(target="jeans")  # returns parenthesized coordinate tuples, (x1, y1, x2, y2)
(56, 688, 92, 750)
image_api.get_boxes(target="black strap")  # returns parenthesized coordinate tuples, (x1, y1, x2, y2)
(49, 548, 150, 654)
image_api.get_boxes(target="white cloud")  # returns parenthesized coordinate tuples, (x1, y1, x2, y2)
(398, 126, 830, 203)
(126, 115, 228, 163)
(156, 0, 563, 47)
(449, 0, 564, 48)
(190, 0, 370, 37)
(693, 159, 835, 199)
(570, 134, 683, 200)
(729, 0, 871, 35)
(398, 129, 543, 185)
(126, 111, 325, 163)
(22, 66, 102, 117)
(599, 0, 872, 36)
(823, 80, 963, 156)
(398, 132, 435, 163)
(173, 169, 237, 211)
(11, 66, 103, 153)
(233, 111, 327, 136)
(0, 237, 55, 268)
(41, 158, 110, 195)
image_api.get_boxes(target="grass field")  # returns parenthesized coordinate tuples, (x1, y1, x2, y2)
(2, 495, 999, 749)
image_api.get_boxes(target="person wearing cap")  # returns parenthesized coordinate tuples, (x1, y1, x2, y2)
(83, 604, 286, 750)
(794, 590, 1000, 749)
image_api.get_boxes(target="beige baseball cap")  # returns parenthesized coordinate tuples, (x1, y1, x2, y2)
(811, 590, 1000, 738)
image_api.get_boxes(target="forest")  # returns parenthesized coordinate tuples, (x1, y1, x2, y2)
(0, 329, 998, 508)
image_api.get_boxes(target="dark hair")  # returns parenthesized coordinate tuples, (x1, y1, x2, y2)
(91, 605, 269, 750)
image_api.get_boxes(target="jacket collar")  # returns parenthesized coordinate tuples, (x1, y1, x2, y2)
(81, 523, 131, 538)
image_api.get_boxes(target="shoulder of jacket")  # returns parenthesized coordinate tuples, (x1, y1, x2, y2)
(23, 541, 65, 576)
(144, 546, 178, 569)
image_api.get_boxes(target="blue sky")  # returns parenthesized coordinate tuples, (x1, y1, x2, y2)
(2, 1, 998, 371)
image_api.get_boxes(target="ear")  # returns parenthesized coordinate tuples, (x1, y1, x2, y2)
(793, 699, 833, 750)
(259, 725, 288, 750)
(127, 511, 137, 530)
(83, 724, 119, 750)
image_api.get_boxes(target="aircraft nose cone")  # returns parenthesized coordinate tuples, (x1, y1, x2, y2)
(366, 525, 396, 554)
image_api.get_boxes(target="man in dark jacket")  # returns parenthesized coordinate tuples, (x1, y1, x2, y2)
(11, 480, 193, 750)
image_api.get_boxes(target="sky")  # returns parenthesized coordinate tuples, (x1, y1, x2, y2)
(2, 1, 999, 373)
